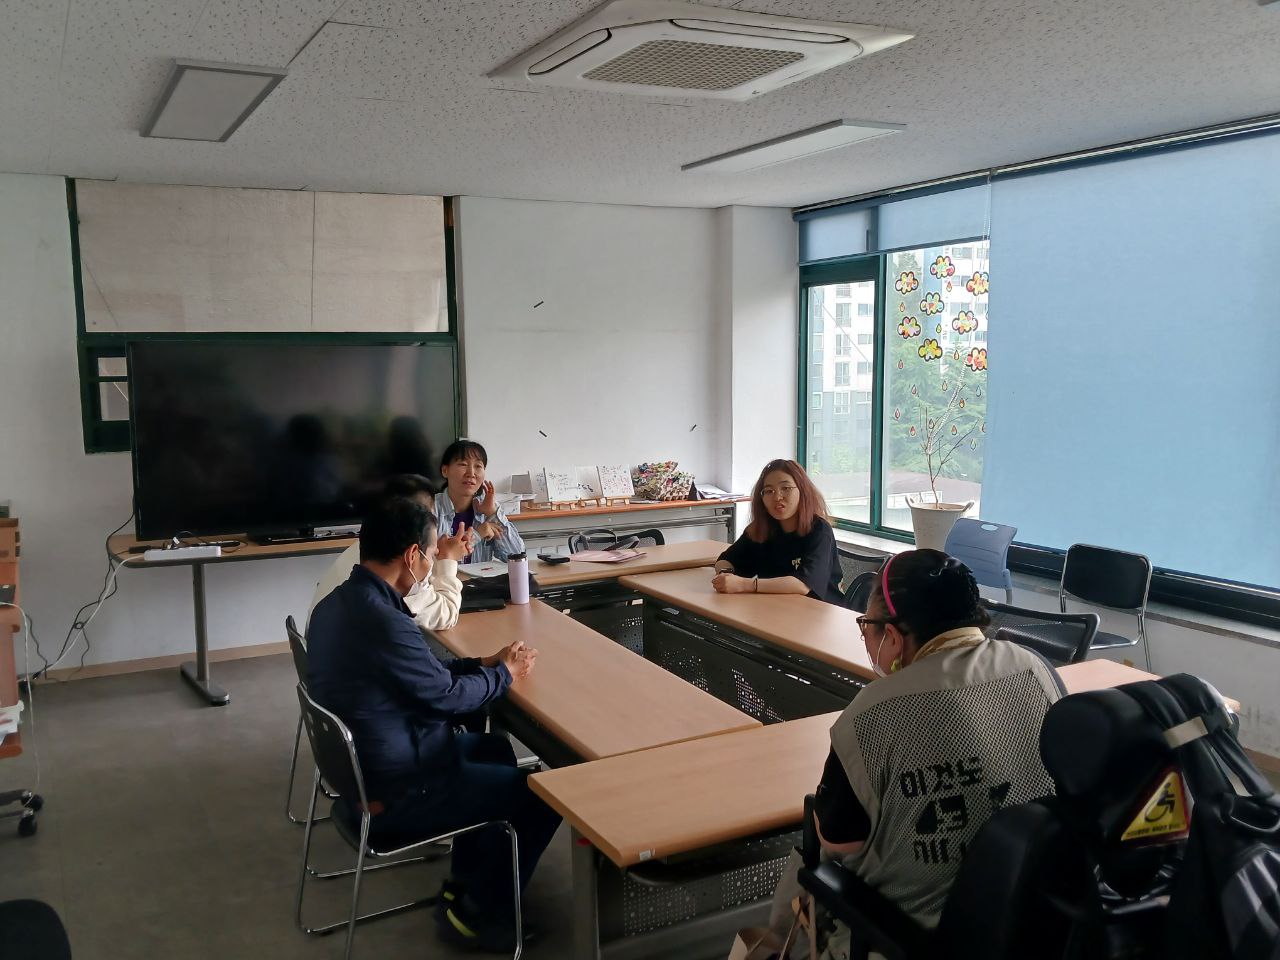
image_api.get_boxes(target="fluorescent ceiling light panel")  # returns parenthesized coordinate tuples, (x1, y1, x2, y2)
(682, 119, 904, 173)
(142, 59, 287, 141)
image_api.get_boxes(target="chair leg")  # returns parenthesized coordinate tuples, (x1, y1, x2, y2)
(506, 823, 523, 960)
(295, 769, 322, 932)
(286, 715, 303, 824)
(344, 815, 371, 960)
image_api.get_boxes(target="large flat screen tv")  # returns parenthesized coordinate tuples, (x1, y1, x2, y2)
(128, 341, 458, 541)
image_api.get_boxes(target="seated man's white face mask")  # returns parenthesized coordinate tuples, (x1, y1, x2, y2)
(406, 548, 431, 596)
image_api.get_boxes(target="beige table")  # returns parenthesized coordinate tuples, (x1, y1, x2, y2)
(433, 599, 758, 763)
(1059, 658, 1242, 712)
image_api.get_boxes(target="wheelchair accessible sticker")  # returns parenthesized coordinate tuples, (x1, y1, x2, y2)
(1121, 768, 1190, 843)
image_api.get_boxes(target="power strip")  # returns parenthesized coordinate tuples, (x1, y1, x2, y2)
(143, 545, 222, 562)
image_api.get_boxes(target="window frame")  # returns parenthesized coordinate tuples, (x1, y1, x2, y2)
(69, 180, 462, 454)
(798, 239, 987, 542)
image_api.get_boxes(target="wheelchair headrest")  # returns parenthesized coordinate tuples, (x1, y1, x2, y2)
(1041, 687, 1172, 830)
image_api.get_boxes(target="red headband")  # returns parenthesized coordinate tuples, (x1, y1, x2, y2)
(881, 553, 898, 618)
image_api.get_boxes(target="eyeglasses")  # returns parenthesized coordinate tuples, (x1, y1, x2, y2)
(856, 615, 896, 638)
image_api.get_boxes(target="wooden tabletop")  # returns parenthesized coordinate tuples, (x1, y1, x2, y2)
(108, 533, 356, 566)
(620, 567, 875, 681)
(532, 540, 722, 587)
(1059, 658, 1242, 711)
(531, 712, 838, 867)
(433, 600, 759, 761)
(513, 498, 744, 523)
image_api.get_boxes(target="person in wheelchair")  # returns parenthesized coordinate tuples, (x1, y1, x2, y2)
(770, 548, 1065, 957)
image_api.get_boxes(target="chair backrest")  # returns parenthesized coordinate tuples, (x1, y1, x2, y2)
(296, 684, 368, 810)
(944, 518, 1016, 592)
(982, 599, 1100, 665)
(842, 571, 877, 612)
(568, 528, 619, 554)
(836, 547, 887, 588)
(1060, 543, 1151, 612)
(285, 615, 308, 685)
(631, 527, 665, 548)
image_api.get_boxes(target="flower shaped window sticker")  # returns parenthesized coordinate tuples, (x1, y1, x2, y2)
(952, 310, 978, 334)
(898, 316, 921, 339)
(930, 255, 955, 279)
(895, 271, 920, 295)
(918, 339, 943, 362)
(920, 292, 945, 315)
(965, 271, 990, 296)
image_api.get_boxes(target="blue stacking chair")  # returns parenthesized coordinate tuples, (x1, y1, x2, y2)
(944, 518, 1017, 603)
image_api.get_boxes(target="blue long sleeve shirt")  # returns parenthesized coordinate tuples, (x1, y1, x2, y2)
(307, 565, 511, 801)
(433, 491, 526, 562)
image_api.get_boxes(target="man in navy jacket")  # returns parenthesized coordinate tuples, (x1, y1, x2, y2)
(308, 495, 560, 950)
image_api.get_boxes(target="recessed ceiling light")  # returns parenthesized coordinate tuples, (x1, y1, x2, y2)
(682, 119, 904, 173)
(141, 59, 287, 142)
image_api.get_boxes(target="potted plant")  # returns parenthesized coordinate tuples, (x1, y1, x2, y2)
(905, 373, 979, 549)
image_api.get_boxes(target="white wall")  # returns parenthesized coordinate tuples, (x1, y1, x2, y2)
(722, 205, 798, 494)
(457, 196, 728, 489)
(0, 173, 330, 675)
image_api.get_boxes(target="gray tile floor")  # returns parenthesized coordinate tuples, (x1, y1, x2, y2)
(0, 656, 576, 959)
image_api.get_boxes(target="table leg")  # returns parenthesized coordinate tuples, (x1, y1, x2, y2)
(571, 828, 601, 960)
(179, 563, 229, 706)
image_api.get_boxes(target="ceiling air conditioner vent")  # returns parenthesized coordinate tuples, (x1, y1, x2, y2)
(489, 0, 913, 102)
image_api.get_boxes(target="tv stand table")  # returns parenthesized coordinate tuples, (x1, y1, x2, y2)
(108, 534, 355, 706)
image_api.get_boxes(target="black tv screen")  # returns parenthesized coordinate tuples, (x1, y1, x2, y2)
(128, 341, 458, 540)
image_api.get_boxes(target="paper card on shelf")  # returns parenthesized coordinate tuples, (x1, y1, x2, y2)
(529, 469, 550, 503)
(571, 549, 648, 563)
(544, 468, 578, 502)
(575, 466, 604, 500)
(597, 465, 635, 499)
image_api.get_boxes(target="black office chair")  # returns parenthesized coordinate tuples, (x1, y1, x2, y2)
(568, 527, 664, 553)
(842, 572, 877, 612)
(797, 794, 1086, 960)
(1060, 544, 1154, 671)
(981, 599, 1101, 665)
(837, 547, 887, 611)
(294, 684, 523, 960)
(0, 900, 71, 960)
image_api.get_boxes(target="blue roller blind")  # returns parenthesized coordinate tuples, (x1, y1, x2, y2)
(982, 135, 1280, 588)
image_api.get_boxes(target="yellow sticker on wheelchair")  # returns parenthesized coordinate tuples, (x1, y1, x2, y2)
(1121, 769, 1190, 842)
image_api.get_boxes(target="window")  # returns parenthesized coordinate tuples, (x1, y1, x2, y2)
(881, 241, 989, 532)
(800, 241, 989, 538)
(802, 273, 876, 525)
(812, 392, 823, 409)
(954, 246, 974, 259)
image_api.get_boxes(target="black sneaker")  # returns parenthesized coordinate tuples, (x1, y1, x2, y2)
(433, 878, 465, 924)
(435, 895, 536, 953)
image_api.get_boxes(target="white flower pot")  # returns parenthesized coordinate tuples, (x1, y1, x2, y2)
(907, 497, 974, 552)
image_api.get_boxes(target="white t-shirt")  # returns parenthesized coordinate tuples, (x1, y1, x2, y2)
(307, 543, 463, 632)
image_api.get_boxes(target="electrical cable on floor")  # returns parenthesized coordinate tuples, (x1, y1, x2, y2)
(45, 510, 135, 678)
